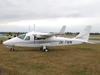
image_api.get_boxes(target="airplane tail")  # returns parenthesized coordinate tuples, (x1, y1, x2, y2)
(73, 26, 92, 42)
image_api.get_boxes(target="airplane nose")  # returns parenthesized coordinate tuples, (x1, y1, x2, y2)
(3, 41, 9, 46)
(3, 41, 7, 45)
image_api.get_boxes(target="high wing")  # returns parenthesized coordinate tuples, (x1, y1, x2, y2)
(33, 26, 66, 38)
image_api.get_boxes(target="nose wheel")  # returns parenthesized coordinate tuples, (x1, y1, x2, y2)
(10, 48, 14, 51)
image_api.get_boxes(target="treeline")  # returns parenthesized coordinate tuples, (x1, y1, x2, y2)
(0, 32, 27, 34)
(65, 32, 100, 35)
(0, 32, 100, 35)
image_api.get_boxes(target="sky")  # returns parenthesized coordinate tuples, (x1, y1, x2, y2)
(0, 0, 100, 33)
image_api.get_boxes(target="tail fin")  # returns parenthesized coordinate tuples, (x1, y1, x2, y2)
(58, 26, 66, 34)
(74, 26, 92, 42)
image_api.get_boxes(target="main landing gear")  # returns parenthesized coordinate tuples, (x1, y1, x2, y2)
(40, 46, 49, 52)
(43, 48, 49, 52)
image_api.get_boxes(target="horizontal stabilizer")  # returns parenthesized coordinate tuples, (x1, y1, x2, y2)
(84, 41, 96, 44)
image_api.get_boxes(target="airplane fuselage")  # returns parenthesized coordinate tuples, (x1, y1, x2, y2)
(3, 33, 84, 48)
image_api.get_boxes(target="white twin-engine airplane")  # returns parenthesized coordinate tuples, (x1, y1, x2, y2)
(3, 26, 92, 52)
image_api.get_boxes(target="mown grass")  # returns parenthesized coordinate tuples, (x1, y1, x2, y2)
(0, 37, 100, 75)
(61, 35, 100, 38)
(89, 38, 100, 40)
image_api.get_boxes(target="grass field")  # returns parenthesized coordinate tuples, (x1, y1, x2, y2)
(0, 37, 100, 75)
(89, 38, 100, 40)
(63, 35, 100, 37)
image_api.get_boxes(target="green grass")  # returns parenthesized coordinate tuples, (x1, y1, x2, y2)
(61, 35, 100, 38)
(89, 38, 100, 40)
(90, 35, 100, 37)
(0, 38, 100, 75)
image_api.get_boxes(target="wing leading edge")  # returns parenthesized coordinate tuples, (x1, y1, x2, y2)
(33, 26, 66, 38)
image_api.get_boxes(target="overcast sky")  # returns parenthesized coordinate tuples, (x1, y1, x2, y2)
(0, 0, 100, 32)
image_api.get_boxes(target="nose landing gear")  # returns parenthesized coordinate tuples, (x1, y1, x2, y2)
(10, 48, 14, 51)
(10, 44, 15, 51)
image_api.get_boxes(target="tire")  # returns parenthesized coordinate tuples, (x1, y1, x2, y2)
(44, 48, 49, 52)
(10, 48, 14, 51)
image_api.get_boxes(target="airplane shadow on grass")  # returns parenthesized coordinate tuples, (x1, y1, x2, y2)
(14, 48, 65, 52)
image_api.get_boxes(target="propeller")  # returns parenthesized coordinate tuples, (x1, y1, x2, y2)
(34, 24, 36, 43)
(29, 25, 30, 32)
(29, 24, 36, 43)
(34, 24, 35, 33)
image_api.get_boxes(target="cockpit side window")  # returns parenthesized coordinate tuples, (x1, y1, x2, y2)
(34, 35, 45, 40)
(25, 36, 30, 40)
(18, 34, 26, 39)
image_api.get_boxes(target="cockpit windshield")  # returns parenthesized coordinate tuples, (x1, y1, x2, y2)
(18, 34, 26, 39)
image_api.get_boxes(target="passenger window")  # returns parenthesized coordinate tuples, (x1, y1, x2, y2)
(34, 35, 45, 40)
(34, 35, 37, 40)
(25, 36, 30, 40)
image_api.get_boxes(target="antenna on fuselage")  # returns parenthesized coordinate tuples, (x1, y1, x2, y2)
(29, 25, 30, 32)
(34, 24, 36, 43)
(34, 24, 35, 33)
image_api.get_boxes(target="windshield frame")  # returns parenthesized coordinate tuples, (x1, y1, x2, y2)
(17, 34, 26, 39)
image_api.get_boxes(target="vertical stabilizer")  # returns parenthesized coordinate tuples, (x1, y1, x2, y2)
(74, 26, 92, 42)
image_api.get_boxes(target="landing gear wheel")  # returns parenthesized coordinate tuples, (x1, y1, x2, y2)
(10, 48, 14, 51)
(44, 48, 49, 52)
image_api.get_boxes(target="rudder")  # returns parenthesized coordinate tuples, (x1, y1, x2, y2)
(74, 26, 92, 42)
